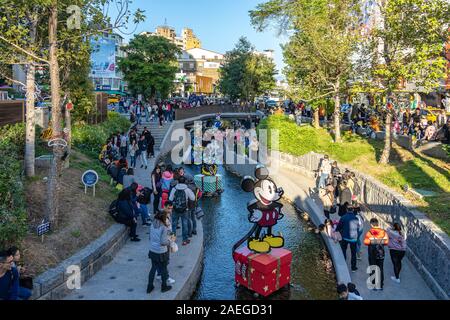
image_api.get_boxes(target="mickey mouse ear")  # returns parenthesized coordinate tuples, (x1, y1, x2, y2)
(255, 165, 269, 180)
(241, 176, 256, 192)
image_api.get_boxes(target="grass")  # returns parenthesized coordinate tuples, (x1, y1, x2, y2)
(259, 114, 450, 235)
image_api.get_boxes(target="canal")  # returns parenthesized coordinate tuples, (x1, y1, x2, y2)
(180, 164, 337, 300)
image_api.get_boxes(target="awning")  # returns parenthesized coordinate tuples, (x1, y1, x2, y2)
(95, 90, 127, 96)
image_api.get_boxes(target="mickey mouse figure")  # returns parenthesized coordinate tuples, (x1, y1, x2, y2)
(237, 165, 285, 254)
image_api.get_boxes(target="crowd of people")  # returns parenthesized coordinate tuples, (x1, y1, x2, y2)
(280, 99, 450, 145)
(315, 155, 408, 299)
(109, 163, 202, 294)
(0, 247, 32, 300)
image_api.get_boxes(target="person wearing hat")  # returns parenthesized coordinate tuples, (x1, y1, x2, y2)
(160, 166, 174, 210)
(336, 202, 362, 272)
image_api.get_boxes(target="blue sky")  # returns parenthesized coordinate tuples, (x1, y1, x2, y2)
(117, 0, 288, 79)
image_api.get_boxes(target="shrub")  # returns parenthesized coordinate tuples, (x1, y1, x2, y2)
(72, 112, 130, 154)
(0, 124, 27, 247)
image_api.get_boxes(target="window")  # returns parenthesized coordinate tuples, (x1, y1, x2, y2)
(202, 55, 206, 59)
(189, 63, 194, 69)
(112, 79, 120, 90)
(179, 63, 184, 69)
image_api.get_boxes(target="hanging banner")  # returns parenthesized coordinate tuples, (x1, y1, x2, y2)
(90, 37, 116, 78)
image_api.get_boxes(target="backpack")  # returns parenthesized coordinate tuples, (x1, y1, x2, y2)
(348, 218, 359, 241)
(108, 199, 120, 222)
(370, 231, 385, 260)
(173, 189, 187, 213)
(138, 187, 152, 205)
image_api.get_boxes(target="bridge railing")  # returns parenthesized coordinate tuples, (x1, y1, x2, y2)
(174, 104, 253, 121)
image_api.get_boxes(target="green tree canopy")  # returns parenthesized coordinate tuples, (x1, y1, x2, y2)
(118, 35, 180, 99)
(250, 0, 362, 141)
(219, 37, 277, 102)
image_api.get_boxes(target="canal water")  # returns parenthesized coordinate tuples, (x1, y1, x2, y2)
(181, 164, 337, 300)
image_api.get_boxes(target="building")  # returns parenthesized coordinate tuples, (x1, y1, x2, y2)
(140, 24, 200, 51)
(140, 24, 223, 95)
(254, 49, 275, 60)
(89, 32, 128, 96)
(182, 28, 201, 50)
(178, 48, 224, 95)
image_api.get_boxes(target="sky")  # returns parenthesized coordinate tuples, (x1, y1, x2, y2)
(115, 0, 288, 79)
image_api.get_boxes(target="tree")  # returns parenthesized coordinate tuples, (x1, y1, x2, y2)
(219, 37, 277, 102)
(0, 0, 49, 177)
(250, 0, 362, 142)
(118, 35, 181, 100)
(357, 0, 450, 164)
(0, 0, 145, 226)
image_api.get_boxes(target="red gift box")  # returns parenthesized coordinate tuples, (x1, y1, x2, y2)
(233, 247, 292, 297)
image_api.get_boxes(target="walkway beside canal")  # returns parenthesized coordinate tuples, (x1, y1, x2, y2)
(273, 165, 436, 300)
(65, 120, 204, 300)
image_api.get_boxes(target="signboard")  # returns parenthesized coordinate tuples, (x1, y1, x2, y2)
(66, 101, 73, 111)
(82, 170, 99, 196)
(37, 219, 51, 242)
(90, 37, 116, 78)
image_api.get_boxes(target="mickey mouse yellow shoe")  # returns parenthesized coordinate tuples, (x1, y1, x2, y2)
(248, 239, 270, 253)
(262, 235, 284, 248)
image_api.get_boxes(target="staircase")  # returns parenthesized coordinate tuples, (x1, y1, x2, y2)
(135, 120, 171, 151)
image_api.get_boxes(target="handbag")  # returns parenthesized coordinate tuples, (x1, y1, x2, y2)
(170, 241, 178, 253)
(195, 206, 205, 219)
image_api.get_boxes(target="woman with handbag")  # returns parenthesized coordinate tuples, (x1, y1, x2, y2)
(147, 209, 175, 294)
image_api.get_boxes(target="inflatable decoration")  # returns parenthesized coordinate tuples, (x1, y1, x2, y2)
(232, 165, 292, 297)
(194, 138, 224, 196)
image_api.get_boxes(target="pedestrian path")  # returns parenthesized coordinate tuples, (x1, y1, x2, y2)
(275, 166, 436, 300)
(65, 119, 204, 300)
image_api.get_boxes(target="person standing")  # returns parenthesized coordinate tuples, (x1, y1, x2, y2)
(336, 206, 362, 272)
(152, 166, 163, 214)
(338, 181, 352, 217)
(146, 132, 155, 159)
(119, 132, 128, 159)
(146, 209, 175, 294)
(129, 140, 139, 169)
(364, 218, 389, 290)
(136, 102, 142, 125)
(387, 223, 407, 284)
(319, 184, 335, 219)
(169, 176, 195, 246)
(317, 155, 331, 189)
(158, 104, 164, 127)
(138, 135, 148, 170)
(144, 102, 150, 122)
